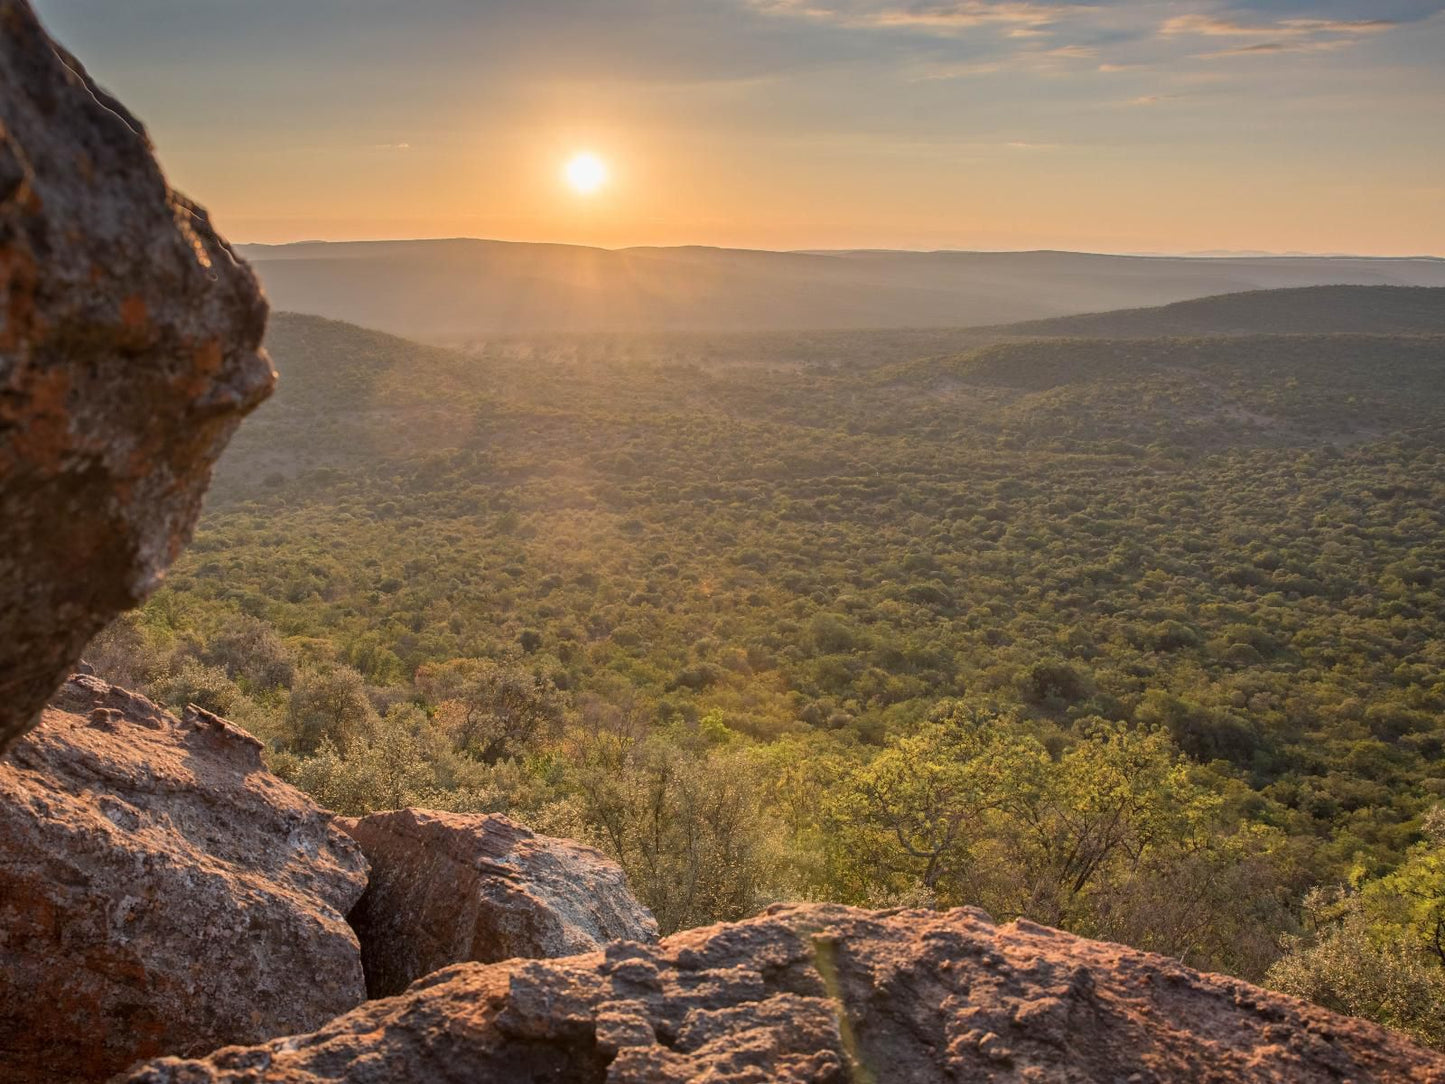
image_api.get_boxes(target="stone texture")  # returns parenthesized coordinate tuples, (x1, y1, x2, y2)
(339, 809, 659, 997)
(0, 0, 273, 752)
(120, 901, 1445, 1084)
(0, 676, 368, 1083)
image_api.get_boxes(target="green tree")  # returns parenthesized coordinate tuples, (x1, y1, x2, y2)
(568, 721, 773, 934)
(287, 664, 377, 754)
(201, 614, 295, 691)
(1269, 887, 1445, 1050)
(1270, 808, 1445, 1048)
(992, 722, 1210, 929)
(824, 703, 1033, 902)
(416, 657, 564, 764)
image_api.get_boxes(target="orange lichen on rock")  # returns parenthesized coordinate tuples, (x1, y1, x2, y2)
(0, 0, 274, 751)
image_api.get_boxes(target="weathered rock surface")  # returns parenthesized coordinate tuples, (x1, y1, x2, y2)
(0, 676, 368, 1083)
(0, 0, 273, 752)
(120, 901, 1445, 1084)
(339, 809, 659, 997)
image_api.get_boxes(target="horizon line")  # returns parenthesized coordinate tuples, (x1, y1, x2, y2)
(235, 236, 1445, 262)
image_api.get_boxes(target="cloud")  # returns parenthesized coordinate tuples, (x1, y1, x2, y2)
(1196, 37, 1357, 57)
(754, 1, 1095, 36)
(754, 1, 1429, 81)
(1160, 13, 1396, 37)
(1159, 8, 1401, 61)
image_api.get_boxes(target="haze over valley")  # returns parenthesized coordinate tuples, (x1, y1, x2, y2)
(241, 240, 1445, 337)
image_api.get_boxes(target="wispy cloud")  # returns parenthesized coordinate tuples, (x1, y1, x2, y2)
(1197, 38, 1358, 58)
(755, 2, 1428, 80)
(754, 1, 1094, 36)
(1160, 9, 1398, 61)
(1160, 14, 1396, 37)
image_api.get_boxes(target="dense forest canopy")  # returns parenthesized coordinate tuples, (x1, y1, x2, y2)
(95, 286, 1445, 1045)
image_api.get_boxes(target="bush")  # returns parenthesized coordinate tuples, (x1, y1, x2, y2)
(287, 665, 377, 754)
(1268, 888, 1445, 1050)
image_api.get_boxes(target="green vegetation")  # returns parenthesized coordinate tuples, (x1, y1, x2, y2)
(93, 299, 1445, 1038)
(1268, 807, 1445, 1048)
(995, 285, 1445, 339)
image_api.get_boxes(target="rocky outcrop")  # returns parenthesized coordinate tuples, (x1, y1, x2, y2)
(120, 901, 1445, 1084)
(0, 0, 273, 752)
(0, 676, 368, 1083)
(340, 809, 659, 997)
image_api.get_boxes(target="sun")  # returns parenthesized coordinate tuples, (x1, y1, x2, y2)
(564, 152, 609, 195)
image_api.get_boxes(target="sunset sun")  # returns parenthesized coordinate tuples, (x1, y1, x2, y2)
(563, 152, 608, 195)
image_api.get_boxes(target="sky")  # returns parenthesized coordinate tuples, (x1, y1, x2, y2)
(32, 0, 1445, 254)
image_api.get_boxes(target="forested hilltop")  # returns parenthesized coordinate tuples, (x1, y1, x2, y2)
(94, 287, 1445, 1046)
(990, 285, 1445, 339)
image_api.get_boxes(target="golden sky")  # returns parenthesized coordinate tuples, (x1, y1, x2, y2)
(34, 0, 1445, 255)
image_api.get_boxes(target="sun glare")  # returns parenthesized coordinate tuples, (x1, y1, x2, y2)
(564, 152, 609, 195)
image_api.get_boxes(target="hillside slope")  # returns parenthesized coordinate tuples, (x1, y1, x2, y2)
(215, 312, 1445, 497)
(994, 286, 1445, 339)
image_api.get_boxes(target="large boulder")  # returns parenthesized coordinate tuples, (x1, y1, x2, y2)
(340, 809, 658, 997)
(0, 0, 273, 752)
(121, 901, 1445, 1084)
(0, 676, 368, 1083)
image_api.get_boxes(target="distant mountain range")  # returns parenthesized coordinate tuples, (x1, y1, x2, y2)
(238, 240, 1445, 338)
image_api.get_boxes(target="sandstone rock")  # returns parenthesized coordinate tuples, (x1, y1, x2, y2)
(0, 0, 273, 752)
(0, 676, 368, 1083)
(339, 809, 658, 997)
(119, 901, 1445, 1083)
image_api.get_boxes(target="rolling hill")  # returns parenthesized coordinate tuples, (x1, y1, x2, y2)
(237, 240, 1445, 338)
(991, 285, 1445, 339)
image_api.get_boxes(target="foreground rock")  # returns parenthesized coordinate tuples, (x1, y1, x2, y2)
(0, 676, 368, 1083)
(0, 0, 273, 751)
(340, 809, 658, 997)
(121, 902, 1445, 1084)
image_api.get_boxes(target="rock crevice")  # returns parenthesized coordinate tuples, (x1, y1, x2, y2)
(340, 808, 659, 998)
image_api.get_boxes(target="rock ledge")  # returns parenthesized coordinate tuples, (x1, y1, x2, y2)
(121, 901, 1445, 1083)
(0, 676, 367, 1083)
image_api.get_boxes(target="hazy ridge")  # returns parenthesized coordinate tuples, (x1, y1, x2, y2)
(238, 240, 1445, 338)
